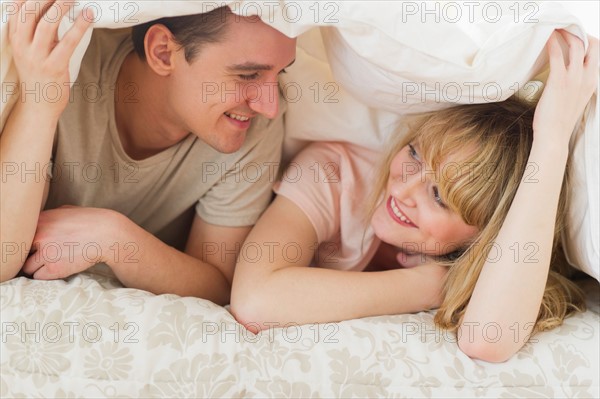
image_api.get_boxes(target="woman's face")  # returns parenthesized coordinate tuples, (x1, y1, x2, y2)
(370, 143, 479, 257)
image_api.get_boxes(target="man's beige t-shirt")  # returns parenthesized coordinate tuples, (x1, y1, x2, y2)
(45, 29, 284, 250)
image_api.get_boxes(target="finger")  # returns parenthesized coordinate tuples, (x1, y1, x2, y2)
(33, 0, 78, 51)
(22, 251, 45, 276)
(26, 240, 41, 259)
(47, 8, 93, 65)
(34, 0, 56, 23)
(18, 0, 50, 41)
(396, 251, 426, 268)
(584, 36, 599, 68)
(583, 36, 599, 95)
(7, 0, 26, 41)
(547, 31, 566, 73)
(558, 29, 585, 69)
(33, 264, 60, 280)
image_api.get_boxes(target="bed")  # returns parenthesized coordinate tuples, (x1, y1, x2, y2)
(1, 266, 598, 397)
(1, 1, 599, 397)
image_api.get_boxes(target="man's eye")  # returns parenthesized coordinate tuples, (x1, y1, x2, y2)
(239, 73, 259, 81)
(279, 68, 288, 75)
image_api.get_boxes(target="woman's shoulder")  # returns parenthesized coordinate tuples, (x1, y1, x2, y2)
(299, 141, 377, 156)
(291, 141, 378, 175)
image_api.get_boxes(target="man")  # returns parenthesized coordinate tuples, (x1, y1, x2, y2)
(0, 1, 296, 304)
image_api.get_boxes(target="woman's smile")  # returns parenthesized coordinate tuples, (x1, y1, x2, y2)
(386, 196, 417, 227)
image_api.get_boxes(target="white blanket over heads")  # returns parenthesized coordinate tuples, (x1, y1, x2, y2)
(0, 0, 598, 280)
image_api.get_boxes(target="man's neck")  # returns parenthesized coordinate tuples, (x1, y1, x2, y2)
(114, 52, 189, 161)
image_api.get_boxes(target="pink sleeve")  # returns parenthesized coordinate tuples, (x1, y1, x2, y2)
(274, 142, 344, 244)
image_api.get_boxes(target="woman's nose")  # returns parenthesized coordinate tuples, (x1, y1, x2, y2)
(394, 170, 421, 208)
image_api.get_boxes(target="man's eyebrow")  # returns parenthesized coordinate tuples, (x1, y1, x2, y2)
(227, 59, 296, 72)
(228, 63, 273, 72)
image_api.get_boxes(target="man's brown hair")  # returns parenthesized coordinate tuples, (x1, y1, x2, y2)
(131, 6, 232, 63)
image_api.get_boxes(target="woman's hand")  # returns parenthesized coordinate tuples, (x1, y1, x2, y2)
(532, 30, 598, 146)
(8, 0, 93, 119)
(365, 242, 437, 271)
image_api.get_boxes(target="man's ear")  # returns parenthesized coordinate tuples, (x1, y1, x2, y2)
(144, 24, 178, 76)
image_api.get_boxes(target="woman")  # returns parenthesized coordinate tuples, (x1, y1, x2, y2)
(230, 30, 598, 362)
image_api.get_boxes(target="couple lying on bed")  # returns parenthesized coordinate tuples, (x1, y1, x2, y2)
(2, 4, 597, 363)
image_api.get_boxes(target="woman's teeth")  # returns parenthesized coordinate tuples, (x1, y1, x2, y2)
(225, 112, 250, 122)
(391, 197, 413, 225)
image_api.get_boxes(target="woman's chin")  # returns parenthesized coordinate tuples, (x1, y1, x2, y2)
(371, 213, 395, 244)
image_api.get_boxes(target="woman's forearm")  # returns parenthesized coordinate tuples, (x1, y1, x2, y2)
(233, 262, 446, 332)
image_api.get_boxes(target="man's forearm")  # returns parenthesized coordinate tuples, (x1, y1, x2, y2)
(106, 212, 231, 303)
(1, 102, 58, 281)
(2, 0, 93, 282)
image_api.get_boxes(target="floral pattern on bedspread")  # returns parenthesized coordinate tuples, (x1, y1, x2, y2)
(1, 267, 598, 398)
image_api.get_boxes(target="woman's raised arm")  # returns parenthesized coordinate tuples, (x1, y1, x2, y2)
(459, 30, 599, 362)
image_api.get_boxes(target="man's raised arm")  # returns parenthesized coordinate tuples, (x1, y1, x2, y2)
(1, 1, 92, 281)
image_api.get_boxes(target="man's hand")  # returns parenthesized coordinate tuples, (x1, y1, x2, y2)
(18, 206, 247, 301)
(8, 0, 93, 117)
(21, 206, 122, 280)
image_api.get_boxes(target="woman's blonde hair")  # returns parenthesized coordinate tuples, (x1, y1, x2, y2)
(368, 97, 585, 333)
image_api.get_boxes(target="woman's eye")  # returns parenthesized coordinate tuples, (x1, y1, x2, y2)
(408, 144, 419, 160)
(239, 73, 260, 81)
(432, 186, 447, 209)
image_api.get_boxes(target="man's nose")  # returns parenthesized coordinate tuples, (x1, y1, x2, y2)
(246, 82, 279, 119)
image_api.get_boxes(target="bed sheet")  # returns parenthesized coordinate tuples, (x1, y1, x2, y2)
(1, 265, 598, 398)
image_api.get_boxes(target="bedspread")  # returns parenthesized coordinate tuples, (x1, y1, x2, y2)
(1, 266, 598, 398)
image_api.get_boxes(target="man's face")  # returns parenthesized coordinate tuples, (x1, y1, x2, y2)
(166, 16, 296, 153)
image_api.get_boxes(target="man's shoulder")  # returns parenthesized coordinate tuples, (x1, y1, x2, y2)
(77, 28, 133, 84)
(87, 28, 133, 58)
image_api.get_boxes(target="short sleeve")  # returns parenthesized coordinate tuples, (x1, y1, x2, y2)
(274, 142, 345, 243)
